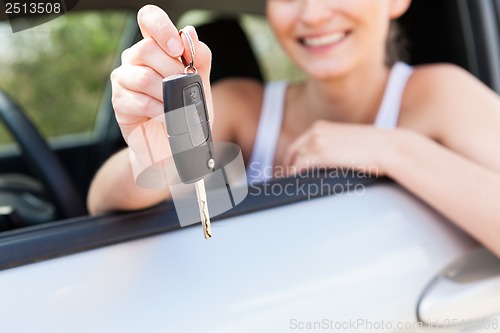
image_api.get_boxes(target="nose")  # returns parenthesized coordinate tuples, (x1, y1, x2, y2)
(300, 0, 333, 26)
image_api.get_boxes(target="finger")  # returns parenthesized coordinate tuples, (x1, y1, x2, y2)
(179, 26, 202, 67)
(121, 38, 185, 79)
(179, 26, 213, 104)
(137, 5, 184, 58)
(114, 64, 164, 101)
(283, 132, 312, 167)
(179, 26, 212, 74)
(121, 47, 131, 65)
(111, 79, 163, 124)
(289, 153, 316, 174)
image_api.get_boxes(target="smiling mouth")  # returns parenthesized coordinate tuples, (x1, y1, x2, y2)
(299, 31, 351, 48)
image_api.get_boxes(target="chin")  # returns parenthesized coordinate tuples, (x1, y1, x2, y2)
(300, 60, 355, 80)
(287, 43, 358, 80)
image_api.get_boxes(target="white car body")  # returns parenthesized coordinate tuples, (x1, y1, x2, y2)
(1, 183, 498, 333)
(0, 0, 499, 332)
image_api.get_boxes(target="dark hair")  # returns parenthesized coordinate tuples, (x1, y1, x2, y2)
(386, 21, 410, 66)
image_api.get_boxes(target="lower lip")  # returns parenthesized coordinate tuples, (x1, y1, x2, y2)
(300, 33, 350, 54)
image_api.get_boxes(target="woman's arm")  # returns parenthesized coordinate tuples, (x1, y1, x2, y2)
(390, 64, 500, 256)
(87, 148, 170, 215)
(384, 129, 500, 257)
(87, 5, 266, 215)
(284, 64, 500, 256)
(87, 5, 213, 215)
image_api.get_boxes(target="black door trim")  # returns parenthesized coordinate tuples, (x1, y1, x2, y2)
(0, 174, 386, 271)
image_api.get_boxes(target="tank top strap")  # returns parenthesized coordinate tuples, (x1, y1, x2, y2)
(374, 62, 414, 129)
(247, 81, 288, 183)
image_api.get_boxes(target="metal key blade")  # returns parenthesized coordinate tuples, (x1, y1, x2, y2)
(194, 179, 212, 239)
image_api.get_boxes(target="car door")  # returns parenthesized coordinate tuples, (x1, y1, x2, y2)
(0, 0, 499, 332)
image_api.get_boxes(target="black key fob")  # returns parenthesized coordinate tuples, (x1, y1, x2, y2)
(163, 73, 215, 184)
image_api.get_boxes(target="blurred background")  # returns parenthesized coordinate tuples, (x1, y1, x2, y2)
(0, 10, 301, 146)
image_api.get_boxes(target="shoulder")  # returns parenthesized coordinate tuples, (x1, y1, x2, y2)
(400, 63, 500, 139)
(212, 78, 264, 105)
(404, 63, 500, 106)
(408, 63, 481, 95)
(211, 78, 263, 135)
(210, 78, 265, 159)
(404, 63, 483, 107)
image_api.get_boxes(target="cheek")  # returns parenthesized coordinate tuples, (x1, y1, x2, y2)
(359, 0, 392, 36)
(344, 0, 391, 34)
(266, 2, 299, 47)
(348, 1, 392, 56)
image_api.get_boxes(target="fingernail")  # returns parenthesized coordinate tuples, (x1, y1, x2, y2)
(167, 38, 183, 56)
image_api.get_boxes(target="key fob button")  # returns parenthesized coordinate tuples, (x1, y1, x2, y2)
(189, 121, 209, 147)
(183, 83, 209, 147)
(183, 83, 208, 121)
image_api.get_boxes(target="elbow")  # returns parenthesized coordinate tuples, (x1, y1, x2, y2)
(86, 181, 106, 216)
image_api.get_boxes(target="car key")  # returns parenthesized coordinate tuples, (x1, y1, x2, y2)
(163, 29, 215, 239)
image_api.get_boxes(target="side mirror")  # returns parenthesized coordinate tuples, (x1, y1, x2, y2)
(418, 247, 500, 327)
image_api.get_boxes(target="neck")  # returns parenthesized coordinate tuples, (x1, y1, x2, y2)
(294, 59, 392, 131)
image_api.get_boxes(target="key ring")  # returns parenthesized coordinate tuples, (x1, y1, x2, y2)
(179, 28, 198, 74)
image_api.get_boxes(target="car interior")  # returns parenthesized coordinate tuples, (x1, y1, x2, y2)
(0, 0, 499, 269)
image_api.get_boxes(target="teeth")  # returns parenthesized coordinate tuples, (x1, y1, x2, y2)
(303, 32, 347, 47)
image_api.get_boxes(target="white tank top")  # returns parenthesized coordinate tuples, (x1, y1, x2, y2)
(247, 62, 414, 183)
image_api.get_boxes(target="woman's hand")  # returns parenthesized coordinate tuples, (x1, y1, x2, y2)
(110, 5, 213, 176)
(283, 120, 396, 177)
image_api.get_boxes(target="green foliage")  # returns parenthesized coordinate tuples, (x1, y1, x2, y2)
(0, 11, 303, 145)
(0, 11, 129, 144)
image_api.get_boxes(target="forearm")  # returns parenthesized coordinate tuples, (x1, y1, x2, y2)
(383, 129, 500, 256)
(87, 148, 170, 215)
